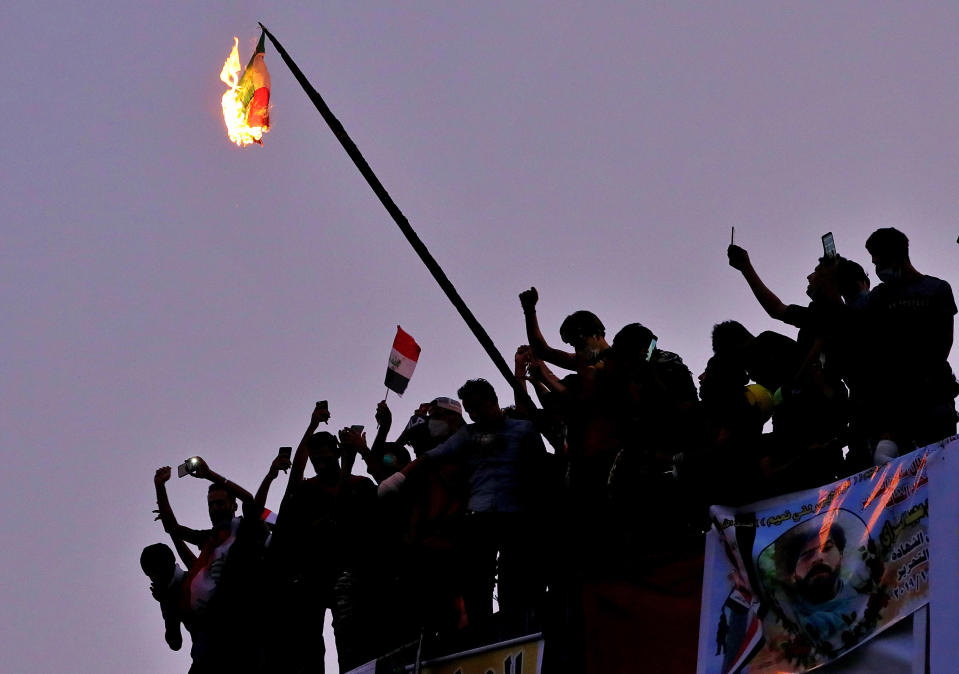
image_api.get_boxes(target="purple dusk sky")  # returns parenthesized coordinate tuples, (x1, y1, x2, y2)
(2, 3, 957, 672)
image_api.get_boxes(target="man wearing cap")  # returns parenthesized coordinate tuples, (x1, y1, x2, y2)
(368, 396, 471, 635)
(391, 396, 467, 457)
(379, 379, 548, 628)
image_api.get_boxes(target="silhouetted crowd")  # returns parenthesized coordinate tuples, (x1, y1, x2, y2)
(141, 227, 957, 673)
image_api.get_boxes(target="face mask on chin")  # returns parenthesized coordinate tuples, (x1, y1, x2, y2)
(876, 267, 901, 283)
(428, 419, 451, 438)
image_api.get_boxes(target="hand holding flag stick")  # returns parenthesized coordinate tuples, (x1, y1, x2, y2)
(257, 22, 534, 411)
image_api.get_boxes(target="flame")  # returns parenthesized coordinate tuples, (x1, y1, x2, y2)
(219, 37, 266, 146)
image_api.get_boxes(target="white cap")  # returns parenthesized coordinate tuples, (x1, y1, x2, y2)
(430, 396, 463, 416)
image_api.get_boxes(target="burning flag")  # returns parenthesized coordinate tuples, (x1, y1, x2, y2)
(385, 326, 421, 395)
(219, 30, 271, 146)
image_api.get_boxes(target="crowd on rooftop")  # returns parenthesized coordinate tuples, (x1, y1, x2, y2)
(141, 227, 956, 673)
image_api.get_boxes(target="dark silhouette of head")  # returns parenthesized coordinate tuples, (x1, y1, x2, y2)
(711, 321, 755, 356)
(612, 323, 657, 356)
(806, 255, 845, 301)
(699, 354, 748, 404)
(457, 378, 501, 425)
(207, 483, 238, 527)
(378, 441, 411, 475)
(559, 310, 608, 359)
(866, 228, 911, 282)
(306, 431, 341, 480)
(140, 543, 176, 583)
(866, 228, 909, 265)
(836, 258, 870, 302)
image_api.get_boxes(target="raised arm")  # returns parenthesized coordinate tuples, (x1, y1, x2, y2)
(152, 467, 205, 562)
(344, 425, 392, 484)
(378, 425, 471, 497)
(254, 453, 292, 510)
(170, 534, 198, 570)
(337, 427, 363, 491)
(370, 400, 393, 456)
(527, 351, 568, 397)
(728, 245, 788, 321)
(286, 402, 331, 499)
(188, 457, 254, 505)
(154, 466, 182, 536)
(520, 287, 578, 370)
(394, 403, 430, 448)
(513, 345, 537, 416)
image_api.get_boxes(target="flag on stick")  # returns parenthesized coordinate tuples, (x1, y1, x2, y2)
(219, 29, 271, 146)
(257, 23, 535, 412)
(385, 326, 421, 395)
(238, 30, 271, 130)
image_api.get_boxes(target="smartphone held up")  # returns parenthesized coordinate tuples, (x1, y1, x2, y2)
(177, 456, 201, 478)
(822, 232, 837, 258)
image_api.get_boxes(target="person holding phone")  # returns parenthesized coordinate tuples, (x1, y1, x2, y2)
(266, 402, 379, 673)
(152, 460, 264, 672)
(727, 242, 854, 485)
(253, 447, 293, 512)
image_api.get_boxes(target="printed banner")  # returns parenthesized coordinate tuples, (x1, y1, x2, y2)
(698, 443, 941, 673)
(927, 436, 959, 674)
(416, 634, 543, 674)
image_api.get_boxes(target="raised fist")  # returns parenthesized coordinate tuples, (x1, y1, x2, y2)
(154, 466, 172, 486)
(519, 287, 539, 312)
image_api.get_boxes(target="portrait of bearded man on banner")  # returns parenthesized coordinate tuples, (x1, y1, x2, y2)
(756, 509, 886, 668)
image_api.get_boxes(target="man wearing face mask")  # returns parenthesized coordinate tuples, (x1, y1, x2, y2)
(407, 397, 471, 632)
(425, 397, 467, 445)
(863, 227, 958, 453)
(373, 397, 472, 635)
(394, 397, 466, 457)
(379, 380, 548, 629)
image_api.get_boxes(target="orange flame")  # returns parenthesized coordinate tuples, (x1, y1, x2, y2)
(219, 37, 266, 146)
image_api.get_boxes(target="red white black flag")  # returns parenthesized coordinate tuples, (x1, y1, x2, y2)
(385, 326, 421, 395)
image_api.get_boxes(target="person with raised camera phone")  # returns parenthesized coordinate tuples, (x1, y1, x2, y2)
(266, 401, 380, 674)
(153, 457, 263, 672)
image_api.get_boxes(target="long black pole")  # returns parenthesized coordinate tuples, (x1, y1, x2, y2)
(259, 23, 533, 409)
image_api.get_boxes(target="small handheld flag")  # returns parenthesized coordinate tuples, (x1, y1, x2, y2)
(260, 508, 278, 526)
(385, 326, 421, 395)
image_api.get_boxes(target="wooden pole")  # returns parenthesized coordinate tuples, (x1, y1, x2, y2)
(259, 23, 534, 410)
